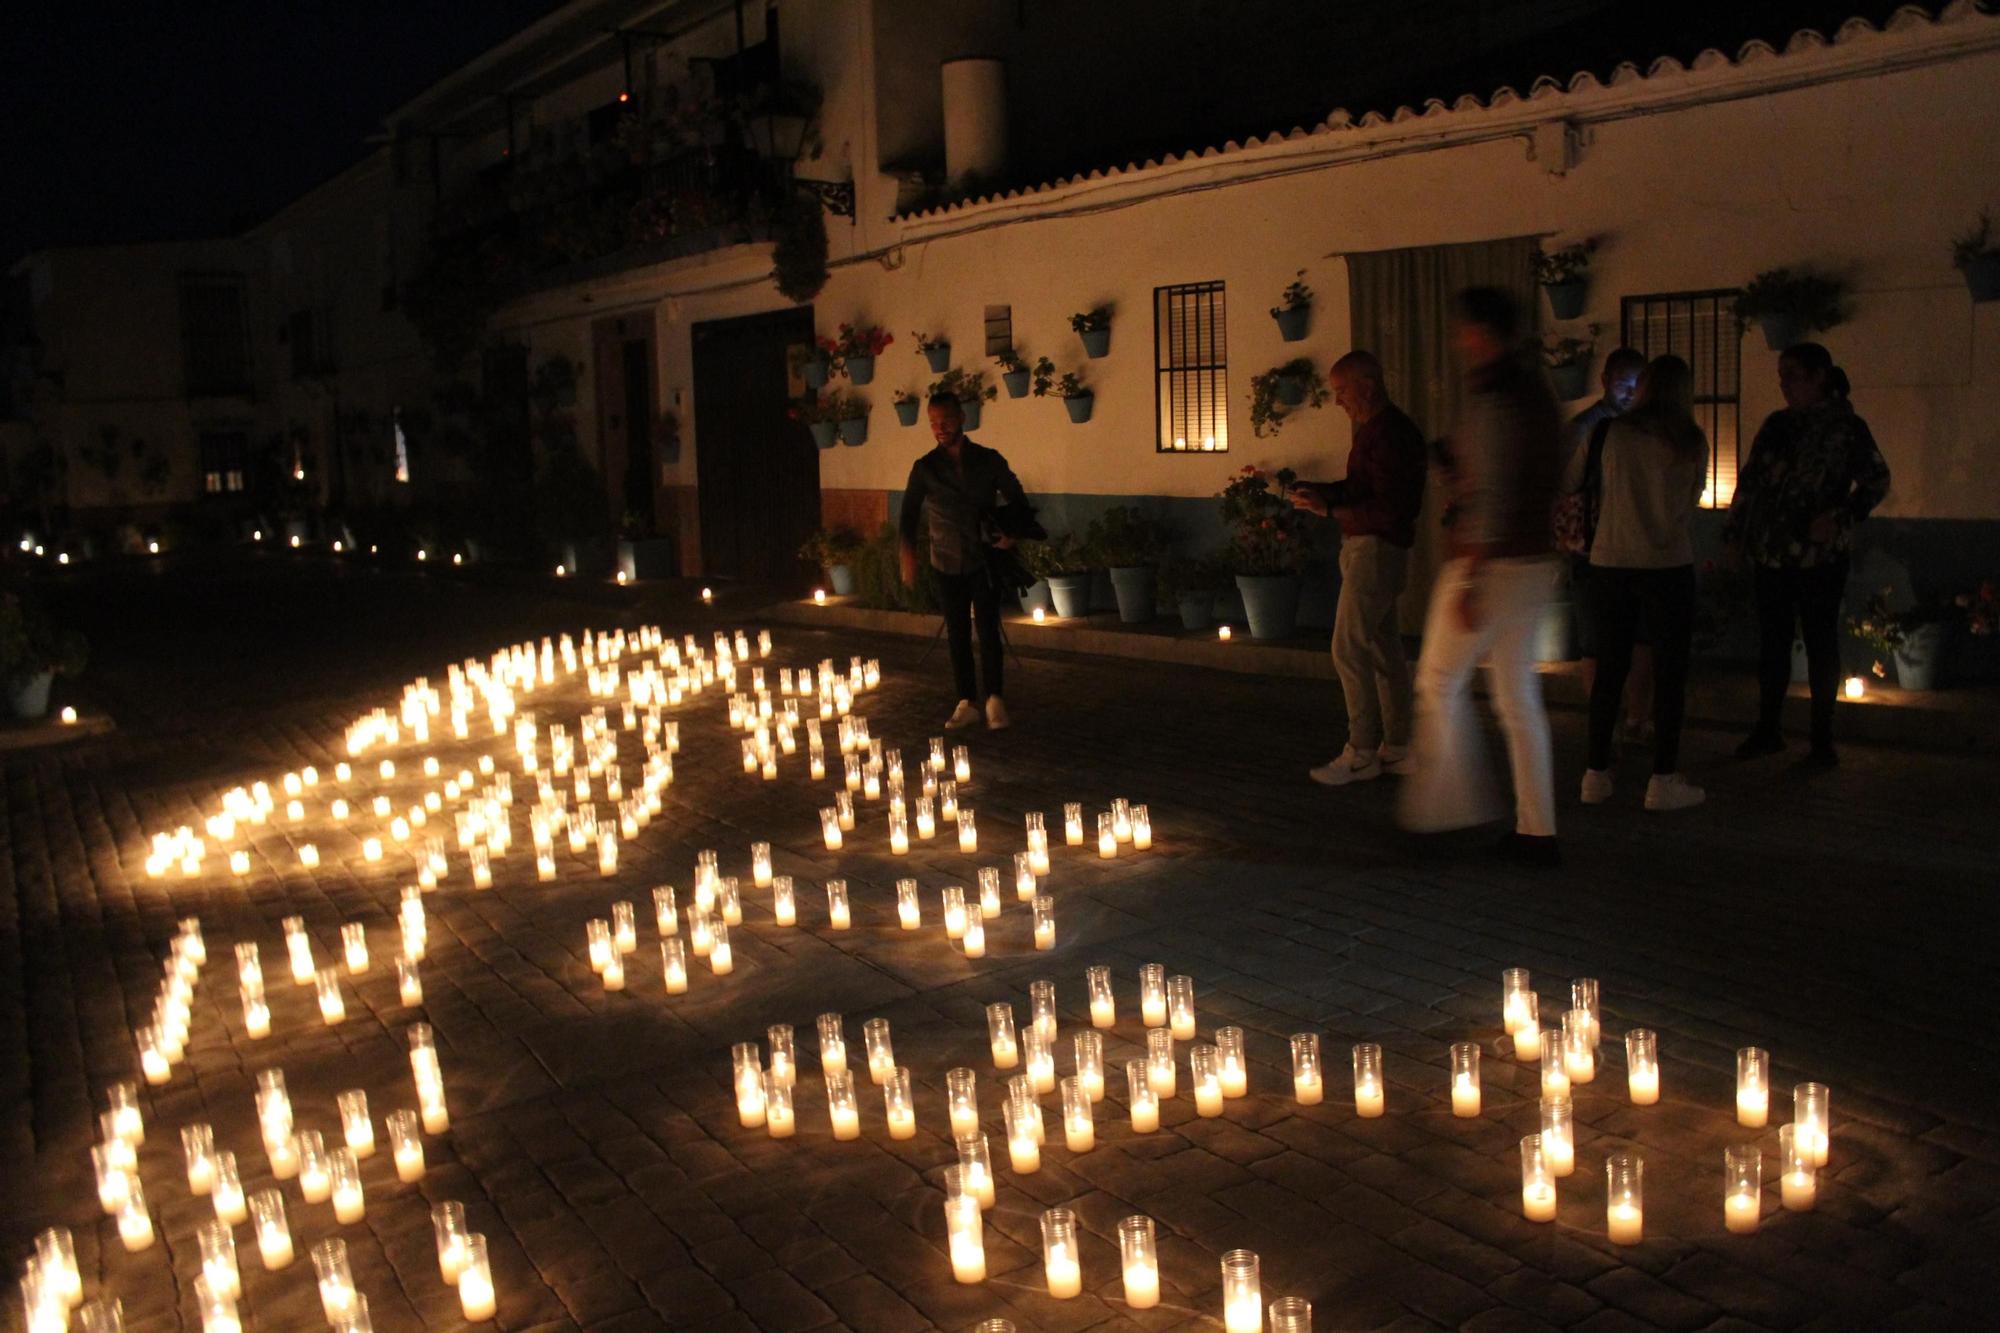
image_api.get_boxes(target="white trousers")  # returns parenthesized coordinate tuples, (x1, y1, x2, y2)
(1399, 556, 1560, 838)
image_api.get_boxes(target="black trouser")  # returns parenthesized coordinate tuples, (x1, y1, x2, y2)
(936, 569, 1003, 703)
(1586, 565, 1695, 773)
(1753, 558, 1847, 747)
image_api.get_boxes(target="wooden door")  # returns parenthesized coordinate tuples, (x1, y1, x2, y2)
(691, 306, 818, 584)
(591, 312, 657, 532)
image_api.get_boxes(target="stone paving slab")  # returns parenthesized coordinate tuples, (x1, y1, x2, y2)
(3, 567, 1998, 1330)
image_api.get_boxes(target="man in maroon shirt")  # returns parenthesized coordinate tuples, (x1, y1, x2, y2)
(1290, 350, 1429, 785)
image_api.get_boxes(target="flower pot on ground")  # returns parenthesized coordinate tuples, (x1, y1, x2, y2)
(1543, 280, 1588, 321)
(1048, 574, 1093, 618)
(1735, 267, 1848, 351)
(1235, 574, 1302, 639)
(894, 396, 921, 426)
(838, 414, 869, 445)
(1271, 270, 1313, 341)
(1071, 307, 1112, 358)
(1106, 567, 1158, 623)
(1849, 588, 1971, 691)
(8, 669, 53, 721)
(0, 591, 88, 720)
(1028, 533, 1095, 617)
(1893, 621, 1945, 690)
(1176, 592, 1215, 630)
(1953, 213, 2000, 302)
(809, 421, 837, 448)
(1086, 506, 1169, 623)
(800, 527, 865, 594)
(1019, 579, 1053, 614)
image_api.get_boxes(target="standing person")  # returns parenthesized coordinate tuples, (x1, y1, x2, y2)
(1561, 347, 1654, 737)
(1574, 355, 1708, 810)
(899, 392, 1034, 730)
(1289, 351, 1427, 785)
(1725, 343, 1889, 766)
(1399, 288, 1564, 864)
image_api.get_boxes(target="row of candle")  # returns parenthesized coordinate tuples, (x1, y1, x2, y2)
(133, 920, 207, 1084)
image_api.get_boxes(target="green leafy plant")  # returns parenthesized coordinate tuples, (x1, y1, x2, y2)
(798, 526, 864, 568)
(1247, 358, 1328, 437)
(852, 524, 939, 612)
(1030, 356, 1057, 396)
(892, 387, 918, 405)
(1068, 307, 1111, 334)
(1952, 212, 1997, 269)
(1030, 358, 1087, 398)
(1029, 532, 1095, 577)
(1270, 270, 1312, 316)
(994, 348, 1028, 374)
(1052, 372, 1089, 399)
(1217, 465, 1311, 575)
(1534, 241, 1595, 286)
(787, 391, 868, 425)
(1735, 267, 1849, 332)
(927, 367, 997, 403)
(0, 592, 89, 685)
(1847, 586, 1961, 657)
(1084, 506, 1169, 569)
(1540, 335, 1595, 369)
(912, 331, 947, 353)
(1159, 551, 1231, 600)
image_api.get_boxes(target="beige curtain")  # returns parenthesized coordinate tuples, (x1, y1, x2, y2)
(1345, 236, 1540, 631)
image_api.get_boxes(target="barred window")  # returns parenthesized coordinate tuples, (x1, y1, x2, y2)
(179, 273, 252, 398)
(199, 431, 248, 495)
(1154, 281, 1227, 453)
(1621, 290, 1741, 507)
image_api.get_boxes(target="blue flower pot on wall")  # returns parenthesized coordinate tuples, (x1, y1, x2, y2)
(1548, 361, 1591, 401)
(924, 344, 952, 372)
(809, 421, 838, 449)
(960, 398, 984, 430)
(1063, 393, 1095, 424)
(1543, 280, 1588, 321)
(1274, 375, 1307, 407)
(846, 354, 876, 384)
(1235, 574, 1301, 640)
(1273, 306, 1310, 341)
(1963, 253, 2000, 303)
(894, 399, 920, 426)
(1758, 317, 1806, 353)
(1048, 574, 1093, 618)
(1002, 370, 1030, 398)
(1080, 328, 1111, 358)
(802, 354, 829, 389)
(837, 415, 869, 445)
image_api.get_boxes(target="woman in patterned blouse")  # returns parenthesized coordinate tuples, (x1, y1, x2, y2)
(1724, 342, 1891, 766)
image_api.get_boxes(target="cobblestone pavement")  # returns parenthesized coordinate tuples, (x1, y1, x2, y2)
(4, 562, 1997, 1331)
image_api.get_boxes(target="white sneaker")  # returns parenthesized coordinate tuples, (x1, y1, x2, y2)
(945, 700, 980, 730)
(1580, 769, 1615, 804)
(985, 696, 1011, 730)
(1644, 773, 1706, 811)
(1378, 745, 1416, 776)
(1309, 747, 1381, 786)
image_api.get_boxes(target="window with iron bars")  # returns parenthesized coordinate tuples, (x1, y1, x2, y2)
(1620, 290, 1742, 507)
(1154, 281, 1227, 453)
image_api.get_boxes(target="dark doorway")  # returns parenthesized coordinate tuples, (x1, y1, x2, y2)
(592, 312, 656, 534)
(691, 305, 818, 584)
(621, 338, 656, 534)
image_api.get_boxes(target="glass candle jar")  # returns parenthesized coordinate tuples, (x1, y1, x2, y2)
(1794, 1081, 1830, 1167)
(1131, 804, 1152, 850)
(1724, 1144, 1763, 1234)
(762, 1074, 795, 1139)
(250, 1189, 293, 1269)
(1064, 802, 1084, 846)
(826, 880, 852, 930)
(835, 791, 855, 831)
(1097, 812, 1116, 858)
(820, 808, 843, 850)
(1127, 1060, 1160, 1132)
(1512, 993, 1541, 1060)
(1191, 1045, 1224, 1117)
(732, 1043, 767, 1127)
(457, 1234, 494, 1322)
(329, 1146, 364, 1223)
(198, 1218, 240, 1302)
(1352, 1043, 1385, 1118)
(211, 1151, 247, 1224)
(1074, 1030, 1105, 1101)
(312, 1239, 356, 1322)
(947, 1068, 980, 1139)
(1268, 1296, 1311, 1333)
(751, 840, 772, 887)
(1540, 1028, 1569, 1098)
(339, 1090, 375, 1157)
(1030, 980, 1058, 1041)
(882, 1067, 917, 1139)
(398, 957, 423, 1007)
(987, 1004, 1019, 1069)
(1735, 1047, 1769, 1127)
(612, 901, 637, 952)
(1625, 1029, 1659, 1104)
(863, 1018, 895, 1086)
(342, 923, 369, 974)
(958, 808, 978, 853)
(1087, 966, 1115, 1027)
(706, 920, 733, 974)
(1120, 1215, 1160, 1308)
(1061, 1076, 1095, 1151)
(1032, 895, 1056, 950)
(956, 1131, 997, 1209)
(942, 887, 968, 940)
(915, 798, 936, 840)
(653, 886, 678, 934)
(1140, 964, 1167, 1027)
(183, 1122, 217, 1194)
(387, 1109, 425, 1182)
(1291, 1033, 1323, 1105)
(1570, 977, 1601, 1049)
(661, 938, 688, 994)
(1005, 1096, 1042, 1173)
(1216, 1026, 1248, 1098)
(825, 1069, 861, 1140)
(1779, 1123, 1817, 1210)
(1167, 975, 1196, 1040)
(896, 879, 921, 929)
(1037, 1205, 1083, 1298)
(1540, 1094, 1575, 1176)
(1013, 851, 1037, 901)
(315, 968, 346, 1025)
(817, 1013, 847, 1076)
(1561, 1009, 1594, 1083)
(1111, 797, 1133, 843)
(1450, 1042, 1481, 1117)
(1024, 1027, 1056, 1094)
(942, 1166, 986, 1283)
(1220, 1249, 1262, 1333)
(1605, 1152, 1644, 1244)
(1520, 1134, 1557, 1222)
(1146, 1028, 1177, 1097)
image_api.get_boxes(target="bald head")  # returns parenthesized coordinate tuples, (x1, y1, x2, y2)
(1330, 350, 1389, 423)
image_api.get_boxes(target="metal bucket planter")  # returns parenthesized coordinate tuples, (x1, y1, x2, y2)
(1963, 253, 2000, 302)
(923, 345, 952, 372)
(1234, 574, 1302, 640)
(960, 398, 984, 430)
(1107, 567, 1157, 623)
(1063, 393, 1095, 424)
(1080, 328, 1111, 358)
(1543, 280, 1588, 321)
(894, 399, 921, 426)
(1002, 370, 1030, 398)
(828, 563, 858, 597)
(7, 670, 53, 721)
(1273, 306, 1310, 341)
(846, 354, 876, 384)
(1548, 361, 1591, 401)
(1894, 622, 1945, 691)
(1047, 574, 1094, 618)
(837, 415, 869, 446)
(809, 421, 838, 449)
(1177, 592, 1215, 631)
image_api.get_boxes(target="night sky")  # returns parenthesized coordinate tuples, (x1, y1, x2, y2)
(1, 1, 561, 268)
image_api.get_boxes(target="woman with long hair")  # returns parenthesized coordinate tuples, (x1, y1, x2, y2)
(1576, 355, 1709, 810)
(1724, 343, 1890, 766)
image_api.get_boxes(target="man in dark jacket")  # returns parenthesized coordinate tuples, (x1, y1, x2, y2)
(899, 393, 1032, 730)
(1291, 350, 1427, 785)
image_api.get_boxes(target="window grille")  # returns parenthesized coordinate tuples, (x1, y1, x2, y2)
(179, 274, 251, 397)
(1154, 281, 1227, 453)
(1620, 290, 1741, 507)
(198, 431, 248, 495)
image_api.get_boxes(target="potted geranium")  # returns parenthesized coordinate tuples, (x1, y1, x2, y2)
(995, 349, 1032, 398)
(1032, 358, 1093, 422)
(1035, 533, 1096, 618)
(1535, 241, 1595, 320)
(1218, 465, 1311, 639)
(928, 367, 998, 430)
(830, 391, 871, 445)
(1953, 213, 2000, 303)
(1270, 271, 1313, 341)
(788, 394, 841, 449)
(1070, 307, 1112, 358)
(1736, 267, 1848, 351)
(1248, 358, 1328, 437)
(1849, 588, 1957, 691)
(799, 526, 864, 596)
(914, 331, 952, 373)
(1085, 505, 1168, 623)
(893, 389, 922, 427)
(1, 591, 88, 721)
(1541, 335, 1595, 401)
(827, 323, 892, 383)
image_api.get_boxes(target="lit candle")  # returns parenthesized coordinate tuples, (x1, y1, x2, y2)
(109, 1081, 145, 1144)
(1512, 991, 1542, 1059)
(388, 1110, 425, 1181)
(1605, 1152, 1644, 1244)
(342, 922, 369, 974)
(212, 1151, 247, 1224)
(733, 1043, 767, 1127)
(34, 1227, 80, 1308)
(884, 1067, 917, 1139)
(862, 1018, 896, 1086)
(297, 1131, 332, 1203)
(1064, 802, 1084, 846)
(818, 1013, 847, 1077)
(1042, 1206, 1082, 1298)
(1147, 1028, 1177, 1096)
(458, 1234, 495, 1321)
(1541, 1095, 1575, 1176)
(1025, 1029, 1056, 1094)
(654, 886, 678, 935)
(299, 843, 320, 868)
(688, 907, 714, 957)
(889, 809, 909, 854)
(1132, 803, 1152, 850)
(1006, 1097, 1042, 1173)
(316, 968, 346, 1024)
(1353, 1042, 1385, 1117)
(1795, 1081, 1831, 1167)
(1127, 1059, 1161, 1131)
(1520, 1133, 1559, 1221)
(1140, 964, 1167, 1027)
(252, 1189, 293, 1268)
(915, 799, 936, 840)
(1736, 1047, 1769, 1128)
(943, 1168, 986, 1283)
(1033, 895, 1056, 950)
(763, 1074, 795, 1138)
(329, 1146, 365, 1223)
(1120, 1215, 1161, 1308)
(948, 1068, 981, 1139)
(93, 1144, 131, 1213)
(420, 1085, 450, 1134)
(1088, 966, 1116, 1027)
(958, 808, 978, 852)
(751, 840, 772, 887)
(399, 957, 424, 1006)
(826, 1070, 861, 1140)
(1165, 975, 1195, 1039)
(767, 1024, 796, 1088)
(707, 920, 732, 974)
(1075, 1030, 1106, 1101)
(198, 1218, 241, 1301)
(1291, 1033, 1324, 1104)
(1502, 968, 1532, 1034)
(1097, 812, 1116, 858)
(116, 1178, 155, 1251)
(184, 1123, 217, 1194)
(1561, 1009, 1594, 1083)
(1191, 1044, 1224, 1117)
(1571, 978, 1601, 1049)
(314, 1239, 357, 1323)
(837, 792, 855, 831)
(138, 1025, 170, 1085)
(1725, 1144, 1762, 1234)
(1451, 1042, 1482, 1116)
(1027, 813, 1050, 874)
(826, 880, 852, 929)
(339, 1090, 375, 1157)
(662, 939, 688, 994)
(943, 887, 968, 940)
(987, 1004, 1019, 1069)
(612, 901, 637, 953)
(957, 1131, 997, 1208)
(896, 879, 921, 930)
(1221, 1249, 1261, 1333)
(1779, 1123, 1817, 1210)
(1539, 1028, 1569, 1099)
(1217, 1026, 1247, 1098)
(1626, 1029, 1659, 1104)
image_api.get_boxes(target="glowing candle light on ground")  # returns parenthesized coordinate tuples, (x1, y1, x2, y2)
(1146, 1029, 1177, 1096)
(1627, 1029, 1660, 1104)
(388, 1110, 425, 1181)
(1140, 963, 1167, 1027)
(1737, 1047, 1770, 1127)
(1451, 1042, 1482, 1116)
(1796, 1082, 1831, 1167)
(943, 1168, 986, 1282)
(251, 1190, 292, 1268)
(1192, 1045, 1224, 1117)
(1605, 1153, 1644, 1244)
(884, 1067, 917, 1139)
(1120, 1216, 1161, 1309)
(987, 1004, 1018, 1068)
(1353, 1043, 1385, 1117)
(1541, 1095, 1575, 1176)
(1780, 1124, 1818, 1210)
(1521, 1135, 1558, 1222)
(1006, 1097, 1042, 1172)
(1292, 1033, 1324, 1104)
(826, 1070, 861, 1140)
(763, 1074, 795, 1137)
(1725, 1144, 1763, 1233)
(184, 1123, 217, 1193)
(1043, 1207, 1082, 1298)
(458, 1235, 495, 1321)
